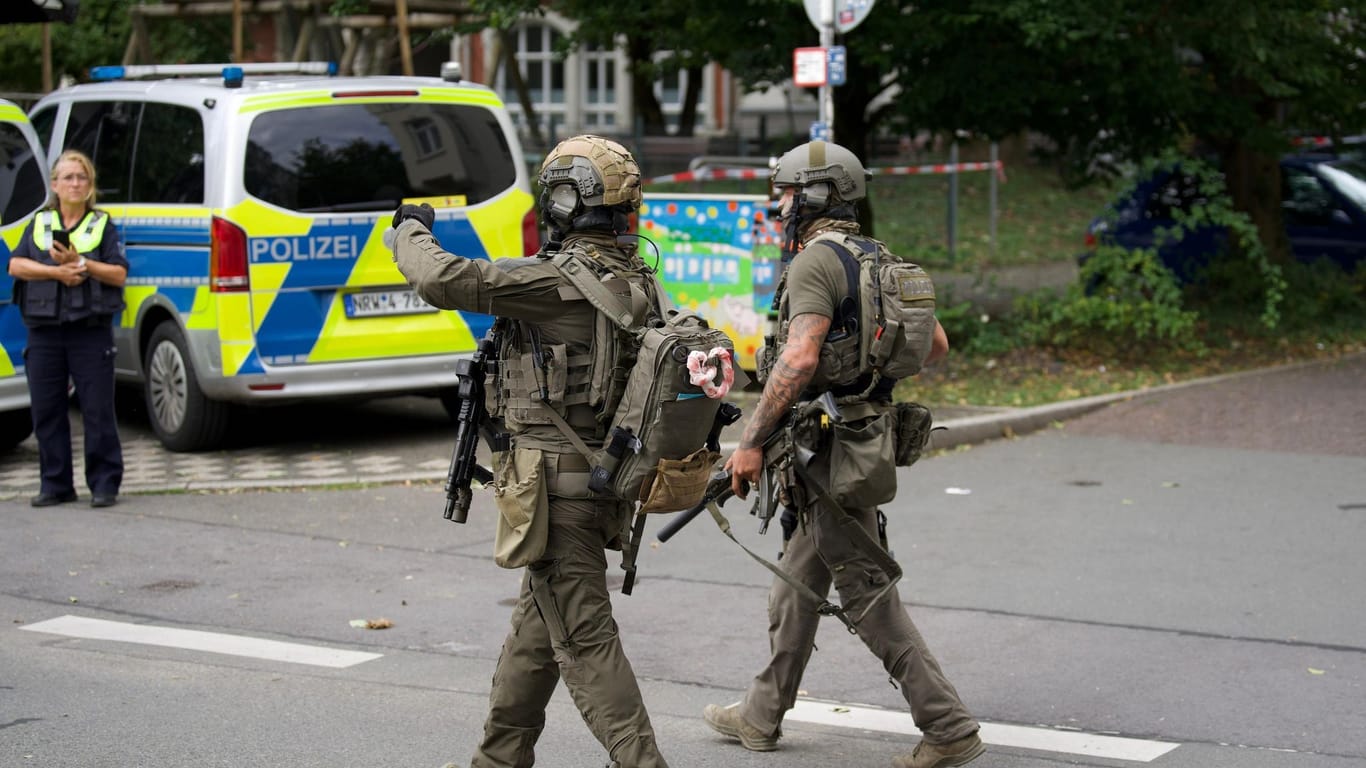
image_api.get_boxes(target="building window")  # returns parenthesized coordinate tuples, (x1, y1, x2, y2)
(497, 22, 567, 137)
(583, 42, 617, 131)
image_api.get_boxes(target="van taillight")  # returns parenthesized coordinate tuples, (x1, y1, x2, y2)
(1084, 231, 1097, 250)
(522, 208, 541, 256)
(211, 216, 250, 292)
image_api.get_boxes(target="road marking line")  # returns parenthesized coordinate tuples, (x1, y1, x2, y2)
(785, 699, 1179, 762)
(19, 615, 382, 669)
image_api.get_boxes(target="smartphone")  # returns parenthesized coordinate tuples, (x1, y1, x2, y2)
(52, 229, 70, 248)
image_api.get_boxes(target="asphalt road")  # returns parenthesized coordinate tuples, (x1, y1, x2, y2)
(2, 354, 1363, 768)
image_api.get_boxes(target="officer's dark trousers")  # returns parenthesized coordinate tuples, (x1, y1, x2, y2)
(25, 322, 123, 497)
(738, 499, 979, 746)
(472, 495, 668, 768)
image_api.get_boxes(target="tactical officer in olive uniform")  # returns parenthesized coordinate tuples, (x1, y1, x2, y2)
(702, 141, 983, 768)
(390, 135, 670, 768)
(8, 149, 127, 508)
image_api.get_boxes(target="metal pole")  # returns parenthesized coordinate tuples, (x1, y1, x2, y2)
(989, 141, 998, 261)
(820, 0, 835, 143)
(947, 140, 958, 261)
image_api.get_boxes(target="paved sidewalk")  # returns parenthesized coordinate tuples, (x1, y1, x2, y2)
(1, 353, 1358, 500)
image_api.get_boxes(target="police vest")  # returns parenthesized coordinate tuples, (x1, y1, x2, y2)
(20, 208, 124, 324)
(32, 209, 109, 253)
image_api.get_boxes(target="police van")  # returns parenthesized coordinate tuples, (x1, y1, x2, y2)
(26, 62, 538, 450)
(0, 98, 48, 449)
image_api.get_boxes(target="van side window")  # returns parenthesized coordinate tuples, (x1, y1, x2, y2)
(0, 123, 45, 224)
(65, 100, 141, 203)
(132, 103, 205, 204)
(29, 106, 57, 157)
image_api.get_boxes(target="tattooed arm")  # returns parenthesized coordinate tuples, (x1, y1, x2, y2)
(725, 312, 831, 497)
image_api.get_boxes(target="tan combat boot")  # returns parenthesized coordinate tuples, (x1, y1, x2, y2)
(891, 732, 985, 768)
(702, 703, 779, 751)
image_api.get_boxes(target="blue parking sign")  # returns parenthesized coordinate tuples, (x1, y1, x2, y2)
(809, 121, 830, 142)
(828, 46, 847, 86)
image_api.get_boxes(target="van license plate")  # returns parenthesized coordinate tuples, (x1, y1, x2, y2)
(344, 289, 439, 318)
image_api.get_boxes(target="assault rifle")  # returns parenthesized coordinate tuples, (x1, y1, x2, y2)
(443, 323, 507, 523)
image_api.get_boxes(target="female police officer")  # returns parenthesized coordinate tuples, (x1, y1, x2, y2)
(8, 149, 127, 508)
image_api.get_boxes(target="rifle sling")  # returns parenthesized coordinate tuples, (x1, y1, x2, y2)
(699, 462, 902, 633)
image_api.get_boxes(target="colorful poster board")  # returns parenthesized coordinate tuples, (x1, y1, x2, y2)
(639, 193, 785, 368)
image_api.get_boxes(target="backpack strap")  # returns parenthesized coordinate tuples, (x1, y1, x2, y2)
(812, 238, 862, 342)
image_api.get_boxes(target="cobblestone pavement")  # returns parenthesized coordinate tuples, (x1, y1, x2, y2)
(0, 388, 997, 501)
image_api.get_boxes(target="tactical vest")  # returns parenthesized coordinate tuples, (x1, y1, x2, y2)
(20, 208, 124, 323)
(493, 241, 660, 440)
(764, 231, 937, 399)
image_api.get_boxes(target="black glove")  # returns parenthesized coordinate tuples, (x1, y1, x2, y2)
(392, 203, 435, 231)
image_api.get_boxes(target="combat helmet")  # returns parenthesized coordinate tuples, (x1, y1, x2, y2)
(771, 140, 870, 258)
(538, 134, 642, 238)
(771, 140, 870, 214)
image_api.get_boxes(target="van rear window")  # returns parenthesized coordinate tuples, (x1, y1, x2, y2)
(244, 102, 517, 213)
(0, 123, 45, 224)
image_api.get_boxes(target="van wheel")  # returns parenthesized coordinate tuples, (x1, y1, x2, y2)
(144, 323, 229, 452)
(0, 407, 32, 449)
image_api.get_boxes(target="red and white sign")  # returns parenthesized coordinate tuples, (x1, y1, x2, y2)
(793, 47, 827, 87)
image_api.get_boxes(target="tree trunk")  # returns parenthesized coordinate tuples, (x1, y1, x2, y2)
(628, 35, 667, 135)
(676, 64, 703, 137)
(832, 52, 878, 236)
(1221, 141, 1291, 265)
(499, 28, 545, 151)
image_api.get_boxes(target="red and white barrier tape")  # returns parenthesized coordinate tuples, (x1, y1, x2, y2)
(648, 160, 1006, 185)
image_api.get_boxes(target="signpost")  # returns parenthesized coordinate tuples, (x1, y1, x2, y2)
(796, 0, 875, 144)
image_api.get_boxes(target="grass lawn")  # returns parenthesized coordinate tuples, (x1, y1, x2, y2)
(653, 157, 1366, 410)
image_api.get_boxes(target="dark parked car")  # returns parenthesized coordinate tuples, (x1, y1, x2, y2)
(1084, 155, 1366, 282)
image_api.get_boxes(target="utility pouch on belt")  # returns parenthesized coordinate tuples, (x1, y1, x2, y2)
(492, 447, 549, 568)
(892, 402, 935, 467)
(826, 412, 898, 508)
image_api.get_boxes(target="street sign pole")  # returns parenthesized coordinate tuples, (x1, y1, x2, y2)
(819, 0, 835, 144)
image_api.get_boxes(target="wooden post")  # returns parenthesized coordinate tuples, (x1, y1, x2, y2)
(41, 23, 53, 93)
(395, 0, 413, 76)
(232, 0, 243, 62)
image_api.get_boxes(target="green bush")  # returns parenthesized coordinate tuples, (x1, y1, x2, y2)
(935, 287, 1023, 357)
(1013, 244, 1203, 358)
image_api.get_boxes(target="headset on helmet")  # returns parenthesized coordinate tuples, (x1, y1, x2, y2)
(538, 135, 642, 240)
(770, 140, 870, 259)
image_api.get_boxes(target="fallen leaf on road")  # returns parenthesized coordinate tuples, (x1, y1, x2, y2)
(945, 487, 972, 495)
(350, 618, 393, 630)
(1308, 668, 1325, 675)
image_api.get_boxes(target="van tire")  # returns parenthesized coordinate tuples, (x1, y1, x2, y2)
(144, 322, 229, 452)
(0, 407, 32, 449)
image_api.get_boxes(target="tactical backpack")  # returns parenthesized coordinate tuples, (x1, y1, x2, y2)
(765, 232, 937, 396)
(546, 249, 740, 514)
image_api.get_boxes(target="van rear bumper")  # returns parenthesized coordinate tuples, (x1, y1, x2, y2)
(0, 377, 30, 412)
(196, 354, 465, 404)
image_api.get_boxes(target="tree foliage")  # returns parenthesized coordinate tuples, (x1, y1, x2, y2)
(0, 0, 230, 94)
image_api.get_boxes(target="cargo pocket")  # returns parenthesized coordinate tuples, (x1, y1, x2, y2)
(493, 447, 550, 569)
(638, 447, 721, 514)
(828, 413, 897, 507)
(22, 280, 59, 320)
(892, 402, 935, 467)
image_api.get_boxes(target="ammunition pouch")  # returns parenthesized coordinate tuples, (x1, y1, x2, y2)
(822, 411, 897, 508)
